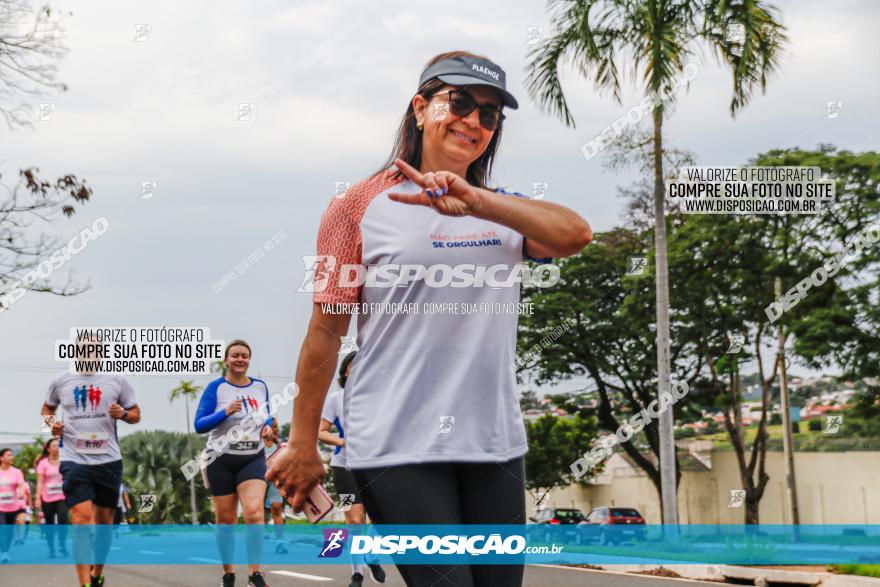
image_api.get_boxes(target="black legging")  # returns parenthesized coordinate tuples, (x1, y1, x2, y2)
(0, 510, 20, 554)
(352, 457, 525, 587)
(42, 500, 68, 552)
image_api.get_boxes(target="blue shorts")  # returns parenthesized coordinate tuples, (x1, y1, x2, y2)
(59, 460, 123, 509)
(204, 451, 266, 497)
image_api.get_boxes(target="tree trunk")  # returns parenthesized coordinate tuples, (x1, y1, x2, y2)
(652, 107, 678, 525)
(745, 497, 760, 524)
(185, 399, 198, 525)
(717, 338, 773, 525)
(593, 373, 682, 514)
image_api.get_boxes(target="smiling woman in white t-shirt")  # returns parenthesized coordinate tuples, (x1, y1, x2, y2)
(267, 50, 592, 587)
(194, 339, 273, 587)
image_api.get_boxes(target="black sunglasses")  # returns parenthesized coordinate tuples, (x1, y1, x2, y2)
(431, 89, 505, 131)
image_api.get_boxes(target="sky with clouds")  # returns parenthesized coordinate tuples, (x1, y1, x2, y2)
(1, 0, 878, 441)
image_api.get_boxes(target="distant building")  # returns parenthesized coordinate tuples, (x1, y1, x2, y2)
(802, 403, 845, 419)
(523, 409, 545, 422)
(0, 433, 48, 453)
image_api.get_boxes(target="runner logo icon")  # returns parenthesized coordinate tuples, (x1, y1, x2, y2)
(139, 494, 156, 513)
(319, 528, 348, 558)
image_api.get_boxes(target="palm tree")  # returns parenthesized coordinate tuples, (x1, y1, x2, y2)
(211, 359, 227, 377)
(169, 380, 202, 525)
(526, 0, 786, 523)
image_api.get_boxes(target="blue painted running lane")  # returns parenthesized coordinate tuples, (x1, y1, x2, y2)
(2, 524, 878, 565)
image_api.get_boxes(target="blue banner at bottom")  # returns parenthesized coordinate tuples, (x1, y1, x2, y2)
(2, 524, 878, 565)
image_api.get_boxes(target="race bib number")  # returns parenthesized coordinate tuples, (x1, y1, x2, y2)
(0, 491, 13, 505)
(47, 482, 63, 495)
(230, 440, 260, 453)
(74, 431, 110, 455)
(228, 414, 263, 453)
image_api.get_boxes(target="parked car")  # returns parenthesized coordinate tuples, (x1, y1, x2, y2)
(580, 507, 646, 545)
(529, 507, 586, 543)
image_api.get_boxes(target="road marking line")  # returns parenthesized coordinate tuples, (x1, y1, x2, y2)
(531, 564, 722, 585)
(270, 570, 333, 582)
(137, 550, 164, 555)
(188, 556, 223, 564)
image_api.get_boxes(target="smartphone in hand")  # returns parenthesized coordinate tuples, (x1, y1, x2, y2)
(266, 444, 334, 524)
(302, 483, 334, 523)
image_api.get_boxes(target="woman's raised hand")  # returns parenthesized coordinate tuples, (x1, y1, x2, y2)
(387, 158, 483, 217)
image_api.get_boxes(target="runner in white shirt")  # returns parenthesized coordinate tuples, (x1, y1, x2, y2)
(113, 483, 130, 538)
(193, 339, 273, 587)
(318, 352, 385, 587)
(42, 357, 141, 587)
(268, 50, 592, 587)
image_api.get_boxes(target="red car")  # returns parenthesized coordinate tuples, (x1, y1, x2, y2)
(580, 507, 646, 545)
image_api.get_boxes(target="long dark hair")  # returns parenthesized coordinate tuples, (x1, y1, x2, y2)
(40, 438, 58, 461)
(376, 50, 505, 190)
(338, 351, 357, 388)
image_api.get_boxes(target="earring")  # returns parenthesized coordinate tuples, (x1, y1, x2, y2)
(416, 121, 424, 131)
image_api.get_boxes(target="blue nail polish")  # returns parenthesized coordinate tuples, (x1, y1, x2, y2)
(426, 189, 434, 197)
(439, 188, 447, 196)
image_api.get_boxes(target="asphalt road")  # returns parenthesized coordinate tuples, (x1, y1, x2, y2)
(8, 564, 726, 586)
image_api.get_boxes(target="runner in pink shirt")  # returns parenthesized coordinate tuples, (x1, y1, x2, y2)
(0, 448, 26, 563)
(36, 439, 68, 558)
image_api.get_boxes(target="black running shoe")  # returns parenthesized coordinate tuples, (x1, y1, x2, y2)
(90, 575, 105, 587)
(247, 572, 269, 587)
(221, 572, 235, 587)
(348, 572, 364, 587)
(367, 564, 386, 583)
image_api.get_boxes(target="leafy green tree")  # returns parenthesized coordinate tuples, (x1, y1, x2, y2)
(121, 430, 213, 524)
(525, 414, 599, 502)
(518, 228, 707, 503)
(526, 0, 787, 523)
(761, 148, 880, 381)
(668, 147, 880, 523)
(13, 437, 43, 483)
(844, 386, 880, 438)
